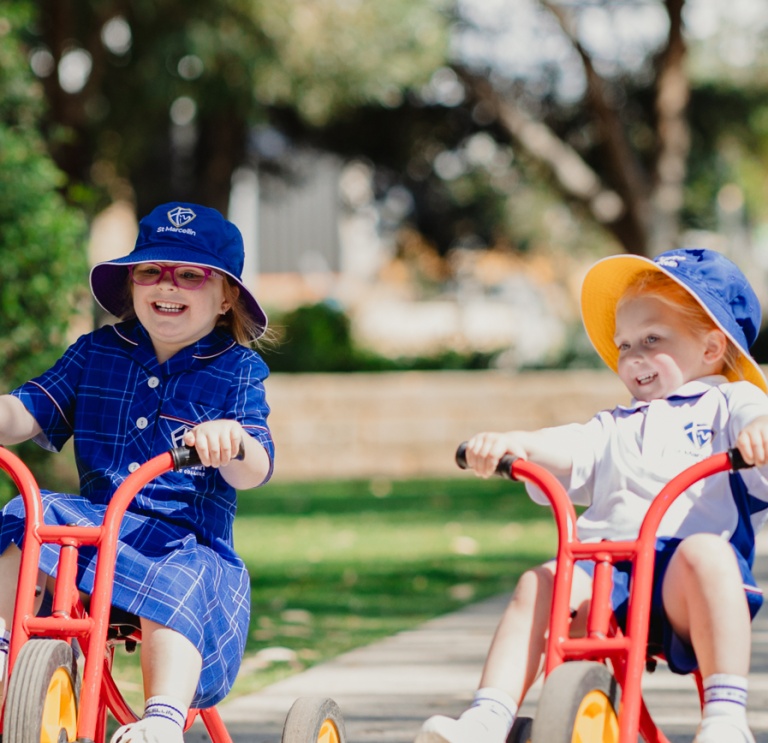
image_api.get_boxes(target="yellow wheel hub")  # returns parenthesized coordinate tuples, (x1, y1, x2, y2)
(40, 667, 77, 743)
(572, 689, 619, 743)
(318, 718, 340, 743)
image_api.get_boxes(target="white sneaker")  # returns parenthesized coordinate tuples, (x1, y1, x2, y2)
(109, 717, 185, 743)
(694, 716, 755, 743)
(414, 714, 505, 743)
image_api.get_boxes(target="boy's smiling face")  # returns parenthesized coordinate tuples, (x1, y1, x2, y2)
(132, 263, 230, 362)
(614, 294, 726, 401)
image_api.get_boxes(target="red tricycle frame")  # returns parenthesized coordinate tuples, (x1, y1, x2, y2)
(463, 446, 750, 743)
(0, 444, 232, 743)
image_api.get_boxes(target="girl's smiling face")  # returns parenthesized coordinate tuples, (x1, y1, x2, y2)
(614, 294, 726, 401)
(131, 263, 230, 362)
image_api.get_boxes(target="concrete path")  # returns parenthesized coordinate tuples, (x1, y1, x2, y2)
(186, 532, 768, 743)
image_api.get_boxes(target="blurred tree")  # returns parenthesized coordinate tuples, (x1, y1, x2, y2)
(0, 0, 88, 497)
(266, 0, 728, 258)
(450, 0, 690, 257)
(27, 0, 450, 217)
(0, 0, 88, 386)
(21, 0, 768, 261)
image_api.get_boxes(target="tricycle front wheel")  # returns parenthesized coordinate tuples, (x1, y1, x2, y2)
(281, 696, 346, 743)
(3, 639, 79, 743)
(531, 661, 620, 743)
(508, 715, 533, 742)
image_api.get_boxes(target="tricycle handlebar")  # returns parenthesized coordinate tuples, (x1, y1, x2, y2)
(455, 441, 516, 479)
(455, 441, 752, 479)
(169, 440, 245, 470)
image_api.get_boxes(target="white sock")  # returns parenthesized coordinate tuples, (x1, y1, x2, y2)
(143, 694, 187, 727)
(109, 695, 188, 743)
(0, 627, 10, 679)
(702, 674, 748, 720)
(459, 687, 518, 739)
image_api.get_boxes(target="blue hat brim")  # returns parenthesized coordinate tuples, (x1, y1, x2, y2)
(90, 251, 267, 338)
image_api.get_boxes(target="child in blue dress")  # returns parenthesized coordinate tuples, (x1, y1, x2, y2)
(416, 249, 768, 743)
(0, 202, 274, 743)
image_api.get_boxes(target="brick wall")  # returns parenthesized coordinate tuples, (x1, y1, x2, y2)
(264, 369, 629, 481)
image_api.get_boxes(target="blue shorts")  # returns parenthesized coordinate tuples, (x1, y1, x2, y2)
(576, 537, 763, 674)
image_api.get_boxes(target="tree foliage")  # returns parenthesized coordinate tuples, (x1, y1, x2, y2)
(20, 0, 768, 262)
(0, 0, 88, 495)
(0, 0, 88, 386)
(29, 0, 451, 216)
(450, 0, 690, 257)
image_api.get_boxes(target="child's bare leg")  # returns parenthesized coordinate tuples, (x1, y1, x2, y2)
(0, 544, 22, 626)
(139, 619, 203, 703)
(415, 561, 592, 743)
(0, 544, 47, 705)
(662, 533, 755, 743)
(0, 544, 21, 703)
(662, 533, 750, 677)
(480, 561, 591, 697)
(110, 619, 202, 743)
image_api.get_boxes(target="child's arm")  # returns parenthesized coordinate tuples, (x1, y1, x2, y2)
(463, 429, 574, 478)
(183, 419, 271, 489)
(0, 394, 42, 445)
(735, 414, 768, 467)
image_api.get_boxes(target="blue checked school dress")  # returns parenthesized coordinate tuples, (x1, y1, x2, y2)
(1, 319, 274, 707)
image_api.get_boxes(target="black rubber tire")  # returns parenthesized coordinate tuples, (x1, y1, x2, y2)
(3, 639, 79, 743)
(281, 697, 346, 743)
(531, 661, 621, 743)
(508, 715, 533, 742)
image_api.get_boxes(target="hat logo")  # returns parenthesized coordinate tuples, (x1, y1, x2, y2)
(656, 255, 686, 269)
(167, 206, 197, 228)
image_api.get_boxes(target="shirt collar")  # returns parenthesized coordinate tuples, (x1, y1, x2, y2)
(112, 319, 236, 371)
(618, 375, 728, 412)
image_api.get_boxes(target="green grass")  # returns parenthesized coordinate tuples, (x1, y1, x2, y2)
(112, 475, 557, 705)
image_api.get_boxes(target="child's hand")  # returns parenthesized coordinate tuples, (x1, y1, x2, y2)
(464, 432, 530, 479)
(736, 415, 768, 467)
(184, 420, 245, 468)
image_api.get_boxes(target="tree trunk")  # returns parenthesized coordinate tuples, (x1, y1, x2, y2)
(458, 0, 690, 258)
(648, 0, 690, 255)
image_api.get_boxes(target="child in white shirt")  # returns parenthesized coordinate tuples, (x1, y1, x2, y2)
(416, 248, 768, 743)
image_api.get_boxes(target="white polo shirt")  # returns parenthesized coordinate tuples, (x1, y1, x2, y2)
(525, 376, 768, 547)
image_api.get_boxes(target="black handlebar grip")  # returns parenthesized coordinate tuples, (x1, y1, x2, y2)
(171, 446, 201, 470)
(496, 454, 517, 480)
(456, 442, 469, 469)
(729, 447, 751, 471)
(456, 442, 517, 480)
(171, 441, 246, 471)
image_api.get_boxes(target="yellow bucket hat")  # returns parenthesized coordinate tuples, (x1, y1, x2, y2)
(580, 248, 766, 392)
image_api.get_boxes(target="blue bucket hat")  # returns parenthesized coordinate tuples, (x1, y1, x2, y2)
(90, 202, 267, 337)
(581, 248, 766, 392)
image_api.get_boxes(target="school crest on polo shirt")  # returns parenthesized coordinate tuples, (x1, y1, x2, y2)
(684, 421, 713, 448)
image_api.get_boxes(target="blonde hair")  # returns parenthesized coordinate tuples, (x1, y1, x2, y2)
(217, 279, 271, 346)
(617, 270, 743, 380)
(120, 273, 270, 348)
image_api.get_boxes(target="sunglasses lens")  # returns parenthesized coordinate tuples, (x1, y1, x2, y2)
(131, 264, 211, 289)
(174, 267, 208, 289)
(131, 264, 163, 285)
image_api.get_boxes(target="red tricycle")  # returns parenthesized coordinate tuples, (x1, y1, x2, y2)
(0, 444, 346, 743)
(456, 442, 755, 743)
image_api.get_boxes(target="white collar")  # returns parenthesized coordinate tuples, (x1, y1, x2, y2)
(618, 375, 728, 412)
